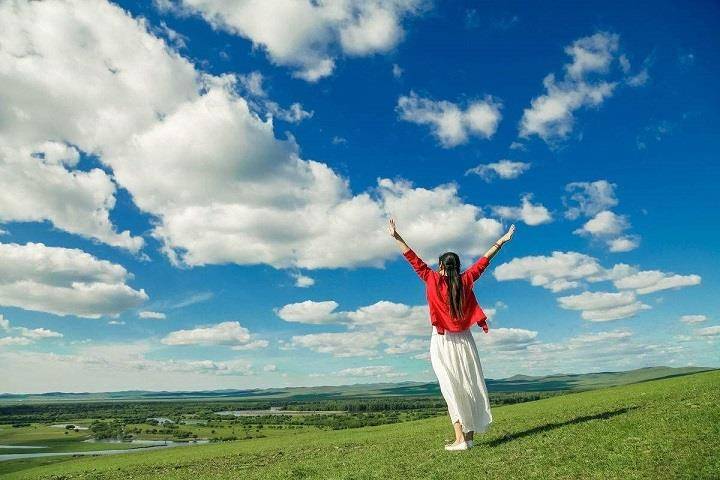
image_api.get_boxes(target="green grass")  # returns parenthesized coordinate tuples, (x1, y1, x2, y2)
(4, 370, 719, 479)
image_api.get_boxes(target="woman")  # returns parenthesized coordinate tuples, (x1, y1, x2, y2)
(388, 218, 516, 451)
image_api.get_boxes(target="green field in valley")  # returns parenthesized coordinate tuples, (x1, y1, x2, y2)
(3, 369, 718, 479)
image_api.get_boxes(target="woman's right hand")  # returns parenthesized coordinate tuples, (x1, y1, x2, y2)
(388, 218, 400, 239)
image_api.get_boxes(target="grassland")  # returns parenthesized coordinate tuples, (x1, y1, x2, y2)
(4, 369, 718, 479)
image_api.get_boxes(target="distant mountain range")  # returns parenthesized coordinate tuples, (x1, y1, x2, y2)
(0, 366, 715, 403)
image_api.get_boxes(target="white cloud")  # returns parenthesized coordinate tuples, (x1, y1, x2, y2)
(397, 92, 502, 147)
(383, 338, 428, 354)
(557, 291, 650, 321)
(0, 337, 33, 346)
(171, 292, 214, 309)
(238, 71, 267, 97)
(570, 329, 633, 343)
(0, 0, 502, 272)
(345, 301, 429, 336)
(276, 300, 340, 325)
(680, 315, 707, 324)
(695, 326, 720, 337)
(288, 331, 380, 358)
(161, 321, 265, 349)
(279, 300, 431, 357)
(0, 314, 63, 346)
(392, 64, 403, 78)
(0, 344, 257, 393)
(378, 179, 503, 264)
(564, 180, 619, 220)
(612, 270, 701, 295)
(495, 251, 702, 309)
(237, 72, 313, 123)
(231, 339, 270, 351)
(139, 311, 167, 320)
(491, 194, 552, 226)
(565, 181, 639, 252)
(0, 144, 143, 253)
(161, 0, 423, 81)
(0, 242, 147, 318)
(607, 236, 640, 252)
(520, 32, 620, 142)
(465, 160, 531, 182)
(336, 365, 407, 378)
(473, 327, 539, 351)
(564, 33, 619, 78)
(290, 272, 316, 288)
(494, 251, 606, 292)
(574, 210, 628, 237)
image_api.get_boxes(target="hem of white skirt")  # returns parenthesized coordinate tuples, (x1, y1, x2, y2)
(451, 417, 492, 434)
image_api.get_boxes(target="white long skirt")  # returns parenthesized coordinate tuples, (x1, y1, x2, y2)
(430, 325, 493, 434)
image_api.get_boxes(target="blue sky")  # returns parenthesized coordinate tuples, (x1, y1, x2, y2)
(0, 0, 718, 393)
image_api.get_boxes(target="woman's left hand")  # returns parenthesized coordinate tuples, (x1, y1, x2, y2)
(499, 224, 516, 244)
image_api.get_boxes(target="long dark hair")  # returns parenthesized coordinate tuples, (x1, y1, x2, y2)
(439, 252, 463, 320)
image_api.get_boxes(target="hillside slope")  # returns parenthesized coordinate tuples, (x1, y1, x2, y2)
(7, 370, 719, 480)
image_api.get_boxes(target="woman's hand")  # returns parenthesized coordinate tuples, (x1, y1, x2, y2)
(499, 224, 516, 245)
(388, 218, 400, 239)
(389, 218, 411, 253)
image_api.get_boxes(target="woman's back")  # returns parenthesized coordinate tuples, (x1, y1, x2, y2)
(402, 249, 491, 335)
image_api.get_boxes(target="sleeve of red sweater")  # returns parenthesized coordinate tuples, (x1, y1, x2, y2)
(464, 256, 490, 283)
(402, 249, 432, 282)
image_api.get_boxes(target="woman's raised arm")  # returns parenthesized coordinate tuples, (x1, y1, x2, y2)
(388, 218, 410, 254)
(464, 224, 516, 282)
(483, 224, 516, 261)
(389, 218, 432, 281)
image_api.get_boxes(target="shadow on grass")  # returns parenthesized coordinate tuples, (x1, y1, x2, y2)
(485, 406, 639, 447)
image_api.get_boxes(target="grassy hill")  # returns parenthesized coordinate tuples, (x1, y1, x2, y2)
(5, 369, 718, 479)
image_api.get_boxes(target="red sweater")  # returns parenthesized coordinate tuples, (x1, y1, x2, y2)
(403, 249, 491, 335)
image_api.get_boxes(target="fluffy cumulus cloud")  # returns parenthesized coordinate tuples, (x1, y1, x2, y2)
(158, 0, 424, 81)
(397, 92, 502, 147)
(276, 300, 341, 325)
(520, 33, 623, 143)
(495, 251, 701, 295)
(494, 251, 701, 321)
(494, 251, 607, 292)
(465, 160, 531, 182)
(161, 321, 267, 349)
(564, 180, 619, 219)
(491, 194, 553, 226)
(0, 0, 502, 272)
(0, 144, 143, 252)
(0, 242, 147, 318)
(612, 269, 701, 295)
(565, 180, 640, 252)
(278, 300, 430, 357)
(557, 291, 650, 321)
(0, 314, 63, 347)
